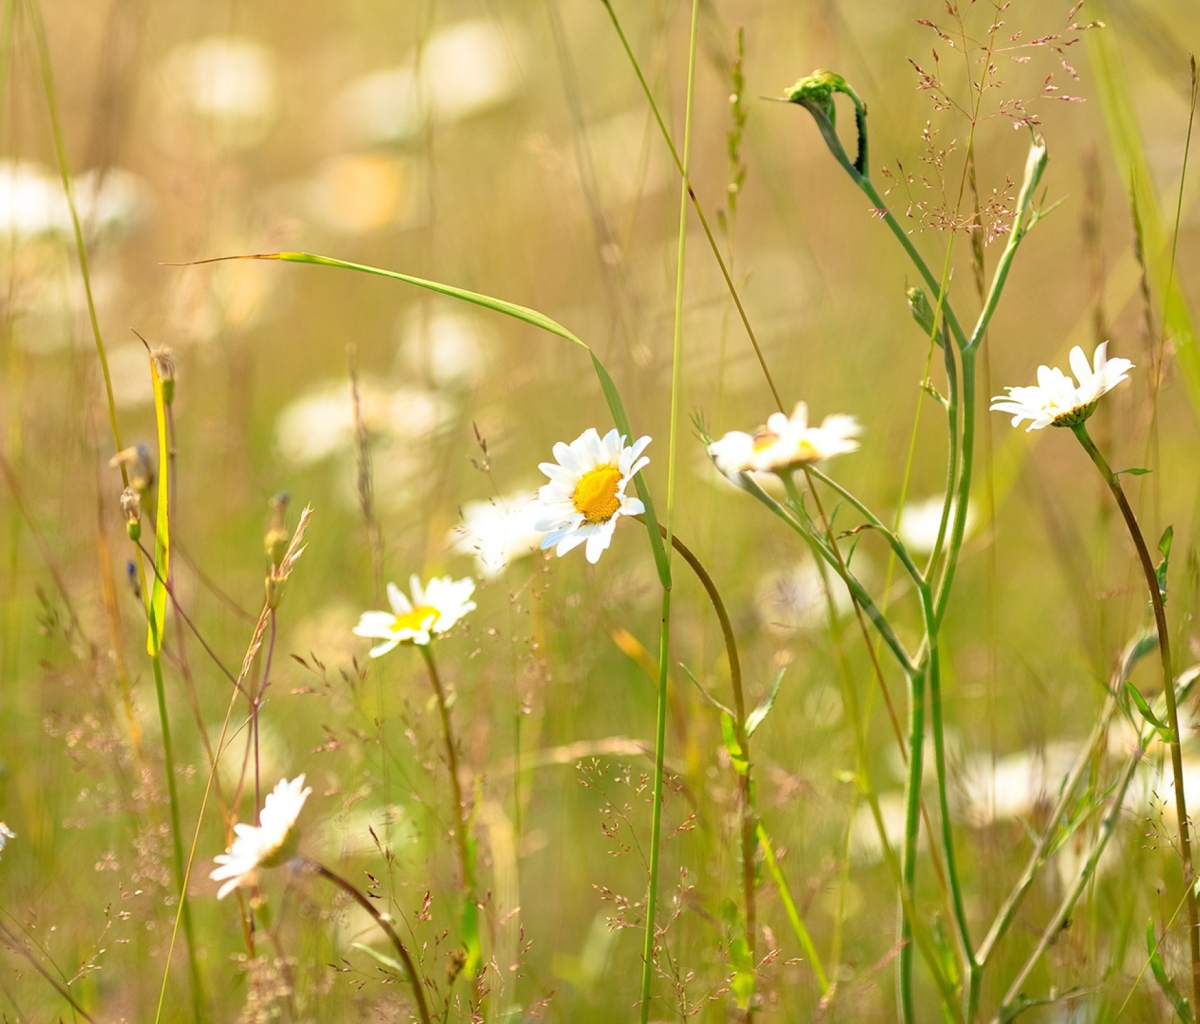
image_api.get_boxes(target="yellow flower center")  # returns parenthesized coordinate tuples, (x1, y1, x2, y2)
(572, 465, 623, 524)
(391, 605, 439, 634)
(752, 430, 780, 452)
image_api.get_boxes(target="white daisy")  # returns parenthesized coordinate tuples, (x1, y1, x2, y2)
(990, 342, 1133, 432)
(708, 402, 861, 477)
(533, 428, 650, 564)
(0, 822, 14, 858)
(448, 491, 544, 579)
(353, 574, 477, 656)
(211, 775, 311, 899)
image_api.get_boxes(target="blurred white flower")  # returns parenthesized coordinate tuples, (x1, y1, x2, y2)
(333, 19, 524, 147)
(211, 775, 311, 899)
(354, 575, 477, 656)
(106, 342, 156, 409)
(534, 428, 649, 564)
(709, 402, 861, 477)
(850, 792, 926, 864)
(397, 305, 489, 389)
(0, 161, 67, 239)
(71, 168, 152, 244)
(959, 742, 1080, 827)
(755, 560, 854, 634)
(275, 380, 453, 466)
(1126, 751, 1200, 824)
(162, 36, 279, 149)
(897, 495, 978, 555)
(0, 822, 14, 858)
(990, 342, 1133, 432)
(449, 491, 544, 579)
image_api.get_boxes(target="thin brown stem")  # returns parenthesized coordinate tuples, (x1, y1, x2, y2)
(1072, 422, 1200, 1010)
(308, 859, 431, 1024)
(645, 521, 757, 984)
(420, 645, 472, 896)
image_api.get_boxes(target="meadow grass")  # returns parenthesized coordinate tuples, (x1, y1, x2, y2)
(2, 1, 1200, 1021)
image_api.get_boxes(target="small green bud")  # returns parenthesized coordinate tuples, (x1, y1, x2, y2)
(906, 287, 945, 347)
(783, 69, 868, 176)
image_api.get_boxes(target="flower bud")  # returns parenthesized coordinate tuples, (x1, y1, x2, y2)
(109, 442, 156, 495)
(120, 487, 142, 542)
(152, 348, 177, 407)
(783, 69, 868, 177)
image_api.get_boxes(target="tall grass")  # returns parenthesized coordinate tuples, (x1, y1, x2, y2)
(2, 2, 1200, 1022)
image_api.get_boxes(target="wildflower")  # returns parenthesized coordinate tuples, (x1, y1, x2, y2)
(533, 428, 650, 564)
(756, 560, 855, 633)
(353, 575, 476, 656)
(0, 822, 13, 858)
(211, 775, 311, 899)
(162, 36, 279, 149)
(708, 402, 861, 477)
(990, 342, 1133, 432)
(448, 491, 544, 579)
(896, 495, 977, 555)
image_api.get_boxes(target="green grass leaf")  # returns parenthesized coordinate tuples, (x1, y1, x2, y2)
(1147, 919, 1195, 1023)
(745, 669, 785, 737)
(147, 357, 170, 656)
(203, 251, 672, 588)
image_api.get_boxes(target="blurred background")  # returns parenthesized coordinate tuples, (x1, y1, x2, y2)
(2, 0, 1200, 1019)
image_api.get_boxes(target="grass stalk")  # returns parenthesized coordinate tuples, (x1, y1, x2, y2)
(309, 859, 432, 1024)
(598, 0, 784, 411)
(645, 519, 759, 1002)
(418, 646, 476, 957)
(640, 2, 699, 1017)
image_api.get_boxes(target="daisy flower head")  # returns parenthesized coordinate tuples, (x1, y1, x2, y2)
(708, 402, 861, 478)
(353, 574, 477, 656)
(990, 342, 1133, 432)
(0, 822, 13, 859)
(534, 427, 650, 564)
(211, 775, 311, 899)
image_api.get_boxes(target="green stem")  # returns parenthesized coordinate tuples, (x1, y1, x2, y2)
(897, 667, 926, 1024)
(855, 177, 969, 350)
(310, 859, 432, 1024)
(148, 643, 203, 1022)
(993, 741, 1146, 1020)
(651, 523, 757, 996)
(1071, 422, 1200, 1011)
(639, 587, 673, 1021)
(773, 474, 918, 678)
(805, 467, 927, 590)
(934, 352, 977, 630)
(640, 2, 699, 1016)
(598, 0, 784, 411)
(757, 823, 828, 994)
(921, 586, 975, 979)
(970, 688, 1124, 1018)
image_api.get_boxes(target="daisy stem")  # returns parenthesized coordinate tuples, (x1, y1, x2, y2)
(1071, 421, 1200, 1011)
(639, 0, 699, 1019)
(418, 645, 474, 916)
(795, 468, 923, 1024)
(643, 519, 757, 990)
(309, 859, 432, 1024)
